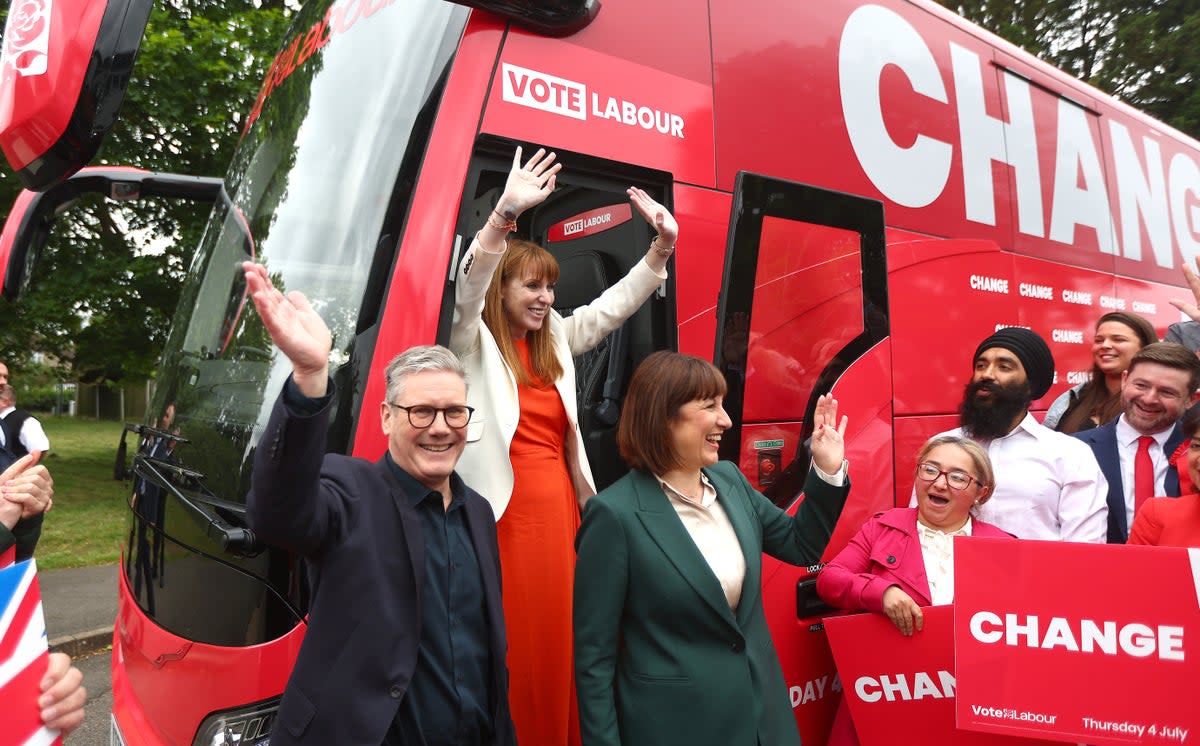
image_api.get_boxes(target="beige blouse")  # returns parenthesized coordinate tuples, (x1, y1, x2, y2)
(658, 473, 747, 610)
(656, 461, 847, 611)
(917, 518, 972, 606)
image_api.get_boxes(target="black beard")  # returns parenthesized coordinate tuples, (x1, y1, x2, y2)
(959, 379, 1033, 440)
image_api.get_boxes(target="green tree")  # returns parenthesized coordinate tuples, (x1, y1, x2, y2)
(0, 2, 293, 382)
(938, 0, 1200, 140)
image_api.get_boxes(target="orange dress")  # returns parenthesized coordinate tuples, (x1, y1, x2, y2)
(498, 339, 582, 746)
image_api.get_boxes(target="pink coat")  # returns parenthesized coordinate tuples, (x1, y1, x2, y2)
(817, 507, 1012, 612)
(817, 508, 1012, 746)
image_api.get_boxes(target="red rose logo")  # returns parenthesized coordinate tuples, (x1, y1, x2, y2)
(6, 0, 47, 49)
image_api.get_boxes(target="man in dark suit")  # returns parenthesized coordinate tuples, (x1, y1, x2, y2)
(1075, 342, 1200, 543)
(242, 262, 516, 746)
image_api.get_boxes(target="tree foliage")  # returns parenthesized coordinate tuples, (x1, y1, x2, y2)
(938, 0, 1200, 139)
(0, 2, 293, 382)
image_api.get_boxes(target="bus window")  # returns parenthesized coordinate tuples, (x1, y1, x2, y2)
(441, 142, 677, 490)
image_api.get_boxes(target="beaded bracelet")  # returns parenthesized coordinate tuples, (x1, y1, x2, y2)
(487, 210, 518, 233)
(651, 236, 675, 257)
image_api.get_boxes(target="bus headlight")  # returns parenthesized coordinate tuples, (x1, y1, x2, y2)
(191, 698, 279, 746)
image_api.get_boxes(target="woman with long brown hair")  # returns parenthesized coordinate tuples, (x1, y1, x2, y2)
(450, 146, 677, 745)
(1043, 311, 1157, 433)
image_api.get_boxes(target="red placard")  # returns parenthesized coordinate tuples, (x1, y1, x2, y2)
(825, 606, 1057, 746)
(955, 538, 1198, 744)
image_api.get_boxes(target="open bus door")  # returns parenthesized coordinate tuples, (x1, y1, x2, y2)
(442, 139, 678, 491)
(713, 173, 893, 746)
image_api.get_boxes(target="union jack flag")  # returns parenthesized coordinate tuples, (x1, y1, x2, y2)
(0, 559, 61, 746)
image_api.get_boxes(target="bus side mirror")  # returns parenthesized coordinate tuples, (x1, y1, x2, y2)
(0, 167, 223, 300)
(0, 0, 154, 190)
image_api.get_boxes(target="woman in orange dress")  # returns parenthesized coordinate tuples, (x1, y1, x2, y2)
(450, 146, 678, 745)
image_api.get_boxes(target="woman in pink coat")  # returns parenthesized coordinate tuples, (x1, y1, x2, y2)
(816, 435, 1011, 745)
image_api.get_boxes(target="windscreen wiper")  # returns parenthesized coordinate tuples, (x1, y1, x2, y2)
(131, 454, 259, 557)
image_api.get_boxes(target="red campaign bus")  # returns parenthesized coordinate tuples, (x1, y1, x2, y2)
(2, 0, 1198, 743)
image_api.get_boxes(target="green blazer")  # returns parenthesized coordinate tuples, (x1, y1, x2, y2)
(574, 460, 848, 746)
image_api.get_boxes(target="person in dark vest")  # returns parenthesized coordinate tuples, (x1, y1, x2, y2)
(0, 384, 49, 464)
(0, 370, 55, 562)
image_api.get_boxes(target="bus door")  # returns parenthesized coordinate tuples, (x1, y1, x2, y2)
(441, 139, 677, 491)
(713, 172, 891, 746)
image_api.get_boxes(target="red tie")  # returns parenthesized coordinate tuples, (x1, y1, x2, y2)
(1134, 436, 1155, 515)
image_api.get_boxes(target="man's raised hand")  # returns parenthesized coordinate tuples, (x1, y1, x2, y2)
(243, 262, 331, 397)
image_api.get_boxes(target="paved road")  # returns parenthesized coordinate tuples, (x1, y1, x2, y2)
(41, 564, 118, 641)
(66, 647, 112, 746)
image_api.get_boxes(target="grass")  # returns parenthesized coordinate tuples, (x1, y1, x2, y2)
(27, 416, 129, 569)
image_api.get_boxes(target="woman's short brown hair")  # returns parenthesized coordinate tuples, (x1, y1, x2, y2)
(618, 351, 728, 475)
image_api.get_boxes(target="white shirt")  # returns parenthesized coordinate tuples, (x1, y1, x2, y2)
(0, 406, 50, 454)
(917, 518, 971, 606)
(1114, 414, 1173, 532)
(913, 414, 1108, 542)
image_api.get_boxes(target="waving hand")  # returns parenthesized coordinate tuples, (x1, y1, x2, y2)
(243, 262, 332, 397)
(627, 186, 679, 245)
(810, 394, 848, 475)
(1170, 256, 1200, 323)
(494, 146, 562, 220)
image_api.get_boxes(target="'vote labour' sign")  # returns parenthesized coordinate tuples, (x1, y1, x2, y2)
(954, 538, 1198, 744)
(825, 605, 1056, 746)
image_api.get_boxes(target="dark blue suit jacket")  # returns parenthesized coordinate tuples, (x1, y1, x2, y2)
(1073, 418, 1183, 543)
(247, 387, 515, 746)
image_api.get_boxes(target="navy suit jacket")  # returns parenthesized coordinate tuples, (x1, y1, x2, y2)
(247, 386, 515, 746)
(1073, 418, 1183, 543)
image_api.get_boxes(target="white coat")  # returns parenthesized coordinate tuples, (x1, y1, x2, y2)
(449, 242, 666, 519)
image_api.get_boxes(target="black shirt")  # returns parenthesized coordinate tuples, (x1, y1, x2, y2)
(282, 378, 493, 746)
(383, 457, 493, 746)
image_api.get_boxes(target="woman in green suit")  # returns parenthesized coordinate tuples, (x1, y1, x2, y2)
(574, 351, 849, 746)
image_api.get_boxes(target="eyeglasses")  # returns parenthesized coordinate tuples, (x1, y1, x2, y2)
(388, 403, 474, 429)
(915, 462, 979, 491)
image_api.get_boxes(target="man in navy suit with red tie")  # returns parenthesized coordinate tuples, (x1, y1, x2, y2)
(1075, 342, 1200, 543)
